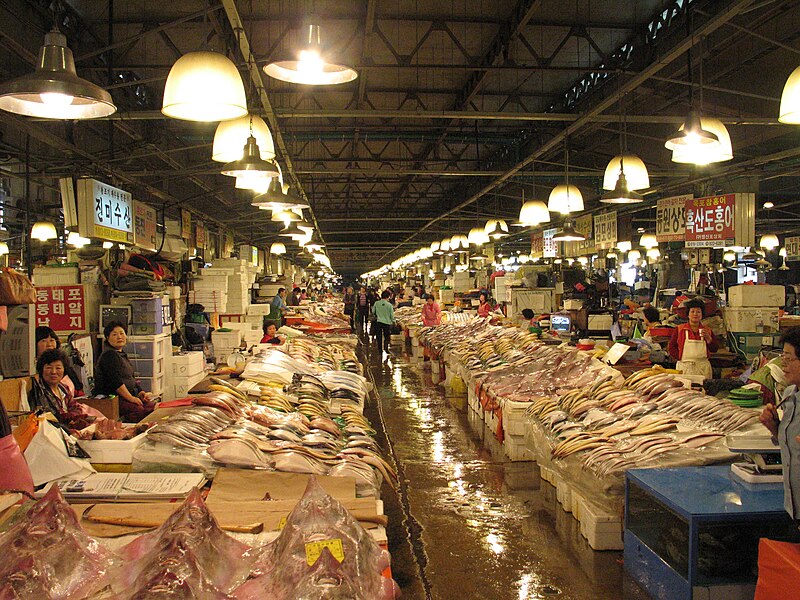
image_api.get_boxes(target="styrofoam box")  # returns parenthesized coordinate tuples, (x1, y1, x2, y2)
(539, 465, 555, 485)
(555, 476, 573, 512)
(193, 275, 229, 289)
(727, 284, 785, 307)
(171, 351, 205, 376)
(504, 434, 534, 462)
(129, 356, 165, 378)
(138, 374, 165, 394)
(577, 496, 623, 550)
(247, 304, 273, 315)
(33, 265, 79, 286)
(723, 307, 780, 333)
(170, 371, 207, 398)
(77, 431, 147, 464)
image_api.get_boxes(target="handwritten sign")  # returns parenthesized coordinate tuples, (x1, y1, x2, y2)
(685, 194, 735, 247)
(786, 236, 800, 261)
(543, 228, 558, 258)
(133, 201, 158, 252)
(35, 285, 86, 332)
(656, 195, 691, 242)
(594, 211, 618, 248)
(77, 179, 133, 243)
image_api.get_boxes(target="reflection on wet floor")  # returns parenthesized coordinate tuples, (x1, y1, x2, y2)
(363, 338, 650, 600)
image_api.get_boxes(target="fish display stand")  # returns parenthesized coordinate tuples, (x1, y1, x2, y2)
(624, 466, 799, 600)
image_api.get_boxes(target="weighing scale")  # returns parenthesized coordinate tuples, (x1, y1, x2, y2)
(725, 434, 783, 484)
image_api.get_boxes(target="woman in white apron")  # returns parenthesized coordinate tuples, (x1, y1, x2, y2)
(668, 299, 718, 379)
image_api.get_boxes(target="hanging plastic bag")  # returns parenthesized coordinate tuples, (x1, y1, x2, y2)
(13, 412, 39, 452)
(0, 268, 36, 305)
(23, 417, 95, 487)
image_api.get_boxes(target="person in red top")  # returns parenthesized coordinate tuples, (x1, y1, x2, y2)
(477, 291, 492, 318)
(668, 299, 719, 379)
(421, 295, 442, 326)
(260, 321, 284, 345)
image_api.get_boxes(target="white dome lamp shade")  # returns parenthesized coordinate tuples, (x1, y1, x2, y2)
(759, 233, 780, 250)
(264, 24, 358, 86)
(430, 241, 441, 254)
(602, 154, 649, 191)
(617, 240, 632, 253)
(0, 241, 8, 255)
(0, 30, 116, 119)
(639, 233, 658, 249)
(548, 185, 584, 215)
(440, 239, 452, 254)
(212, 114, 275, 162)
(518, 200, 550, 226)
(627, 249, 642, 262)
(270, 242, 286, 255)
(665, 110, 719, 150)
(601, 155, 645, 205)
(453, 234, 470, 253)
(670, 118, 733, 165)
(162, 51, 247, 122)
(779, 65, 800, 124)
(236, 174, 272, 191)
(31, 221, 57, 241)
(484, 219, 509, 239)
(468, 226, 489, 246)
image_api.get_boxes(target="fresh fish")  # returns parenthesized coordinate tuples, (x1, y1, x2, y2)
(208, 438, 274, 469)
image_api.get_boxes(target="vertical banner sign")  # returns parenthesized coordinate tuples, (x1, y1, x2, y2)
(530, 231, 544, 257)
(593, 211, 618, 248)
(77, 179, 133, 243)
(684, 194, 735, 247)
(133, 201, 158, 252)
(181, 209, 192, 240)
(195, 221, 206, 248)
(35, 285, 86, 332)
(656, 194, 691, 242)
(543, 228, 558, 258)
(574, 214, 594, 253)
(786, 236, 800, 261)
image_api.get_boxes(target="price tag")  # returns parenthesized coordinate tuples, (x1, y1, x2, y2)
(656, 195, 691, 242)
(305, 538, 345, 566)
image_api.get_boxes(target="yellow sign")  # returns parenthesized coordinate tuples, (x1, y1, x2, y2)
(94, 225, 129, 243)
(304, 538, 344, 566)
(277, 516, 287, 530)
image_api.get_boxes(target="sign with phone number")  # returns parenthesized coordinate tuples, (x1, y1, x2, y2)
(593, 211, 617, 248)
(656, 195, 692, 242)
(685, 194, 735, 247)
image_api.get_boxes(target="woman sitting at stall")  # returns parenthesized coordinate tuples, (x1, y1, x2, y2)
(35, 326, 84, 397)
(260, 320, 285, 345)
(93, 321, 156, 422)
(421, 294, 442, 327)
(477, 291, 492, 318)
(668, 299, 719, 379)
(29, 349, 96, 430)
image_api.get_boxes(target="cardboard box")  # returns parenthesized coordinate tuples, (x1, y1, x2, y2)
(723, 307, 780, 333)
(728, 285, 785, 307)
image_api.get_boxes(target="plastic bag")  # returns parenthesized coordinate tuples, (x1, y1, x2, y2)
(0, 268, 35, 305)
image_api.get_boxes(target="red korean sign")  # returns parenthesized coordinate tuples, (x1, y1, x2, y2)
(35, 285, 86, 333)
(530, 231, 544, 257)
(684, 194, 735, 247)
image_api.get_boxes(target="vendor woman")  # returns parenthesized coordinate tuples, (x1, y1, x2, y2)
(29, 349, 96, 430)
(667, 298, 719, 379)
(260, 320, 284, 345)
(93, 321, 156, 422)
(477, 291, 492, 318)
(35, 326, 84, 397)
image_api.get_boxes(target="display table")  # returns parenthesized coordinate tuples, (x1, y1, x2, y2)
(625, 466, 799, 600)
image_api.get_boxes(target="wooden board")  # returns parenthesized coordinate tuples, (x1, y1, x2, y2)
(207, 469, 356, 502)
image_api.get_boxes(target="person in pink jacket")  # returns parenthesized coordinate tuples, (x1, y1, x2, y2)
(421, 295, 442, 326)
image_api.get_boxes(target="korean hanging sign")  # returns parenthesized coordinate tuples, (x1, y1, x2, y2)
(35, 285, 86, 333)
(77, 179, 133, 243)
(133, 201, 158, 252)
(530, 231, 544, 257)
(656, 195, 691, 242)
(786, 236, 800, 261)
(593, 211, 618, 249)
(684, 194, 735, 247)
(543, 228, 558, 258)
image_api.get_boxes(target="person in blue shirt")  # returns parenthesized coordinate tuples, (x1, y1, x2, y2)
(269, 287, 289, 328)
(371, 290, 395, 354)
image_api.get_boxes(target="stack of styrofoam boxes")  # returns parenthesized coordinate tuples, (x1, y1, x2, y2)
(125, 332, 171, 396)
(501, 400, 535, 461)
(219, 321, 262, 347)
(128, 297, 165, 337)
(452, 271, 472, 293)
(33, 265, 80, 286)
(164, 351, 206, 400)
(723, 284, 785, 334)
(211, 329, 243, 363)
(190, 268, 230, 314)
(211, 259, 255, 314)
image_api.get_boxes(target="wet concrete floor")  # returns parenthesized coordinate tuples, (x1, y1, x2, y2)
(361, 336, 651, 600)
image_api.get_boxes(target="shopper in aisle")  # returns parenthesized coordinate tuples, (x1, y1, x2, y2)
(642, 306, 662, 332)
(287, 287, 302, 306)
(300, 289, 308, 301)
(421, 294, 442, 327)
(355, 286, 372, 336)
(93, 321, 156, 422)
(35, 326, 84, 397)
(260, 320, 285, 345)
(760, 328, 800, 521)
(372, 290, 395, 354)
(343, 286, 356, 331)
(29, 349, 98, 430)
(667, 299, 718, 379)
(269, 287, 289, 327)
(477, 291, 492, 318)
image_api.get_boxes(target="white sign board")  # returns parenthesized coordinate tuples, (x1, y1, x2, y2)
(594, 211, 618, 248)
(77, 179, 133, 243)
(543, 228, 558, 258)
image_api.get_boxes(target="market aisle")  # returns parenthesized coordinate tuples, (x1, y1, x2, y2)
(363, 338, 650, 600)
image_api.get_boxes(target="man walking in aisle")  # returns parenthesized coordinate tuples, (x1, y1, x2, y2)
(371, 290, 395, 355)
(355, 286, 371, 336)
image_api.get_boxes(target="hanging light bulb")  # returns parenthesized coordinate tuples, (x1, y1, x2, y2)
(639, 233, 658, 249)
(66, 231, 90, 247)
(0, 241, 8, 255)
(31, 221, 57, 241)
(665, 110, 719, 149)
(102, 241, 114, 249)
(236, 174, 272, 191)
(669, 118, 733, 165)
(484, 219, 509, 239)
(548, 184, 584, 214)
(221, 135, 280, 179)
(264, 24, 358, 86)
(0, 29, 116, 119)
(468, 227, 490, 246)
(270, 242, 286, 255)
(627, 249, 642, 262)
(162, 51, 247, 121)
(518, 200, 551, 226)
(723, 250, 736, 262)
(763, 201, 775, 209)
(213, 114, 275, 162)
(602, 154, 649, 190)
(759, 234, 780, 250)
(779, 65, 800, 123)
(552, 219, 586, 242)
(600, 157, 645, 204)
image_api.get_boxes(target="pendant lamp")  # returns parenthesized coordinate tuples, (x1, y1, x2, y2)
(548, 185, 584, 214)
(468, 226, 489, 246)
(430, 241, 441, 254)
(669, 118, 733, 165)
(221, 135, 280, 179)
(270, 242, 286, 255)
(0, 241, 8, 255)
(213, 114, 275, 162)
(271, 210, 301, 223)
(66, 231, 90, 247)
(666, 110, 719, 148)
(296, 219, 314, 234)
(779, 247, 790, 270)
(627, 249, 642, 262)
(162, 51, 247, 121)
(723, 250, 736, 263)
(600, 168, 644, 204)
(0, 30, 116, 119)
(236, 174, 272, 191)
(279, 221, 306, 239)
(518, 200, 550, 226)
(283, 185, 311, 210)
(759, 233, 780, 250)
(252, 178, 292, 211)
(484, 219, 509, 239)
(552, 220, 586, 242)
(617, 240, 632, 253)
(639, 233, 658, 249)
(602, 154, 649, 191)
(264, 24, 358, 86)
(646, 248, 661, 260)
(779, 66, 800, 123)
(31, 221, 57, 241)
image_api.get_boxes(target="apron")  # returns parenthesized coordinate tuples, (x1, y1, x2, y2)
(676, 328, 713, 379)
